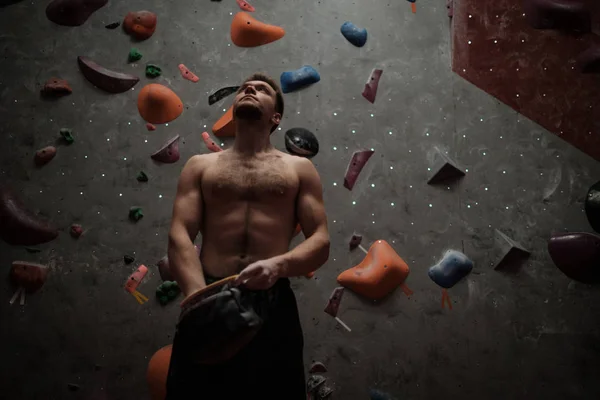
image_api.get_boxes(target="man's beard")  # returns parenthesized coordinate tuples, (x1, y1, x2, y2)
(234, 102, 262, 121)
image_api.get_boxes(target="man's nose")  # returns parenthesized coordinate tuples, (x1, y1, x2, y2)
(244, 85, 256, 94)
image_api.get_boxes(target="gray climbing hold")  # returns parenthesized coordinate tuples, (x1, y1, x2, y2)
(427, 149, 465, 184)
(492, 229, 530, 270)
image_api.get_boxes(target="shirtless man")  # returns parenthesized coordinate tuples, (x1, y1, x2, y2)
(165, 73, 330, 399)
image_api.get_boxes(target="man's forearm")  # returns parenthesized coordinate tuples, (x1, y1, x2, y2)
(276, 233, 330, 278)
(168, 235, 206, 297)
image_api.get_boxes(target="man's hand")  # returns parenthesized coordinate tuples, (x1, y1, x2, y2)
(234, 257, 284, 290)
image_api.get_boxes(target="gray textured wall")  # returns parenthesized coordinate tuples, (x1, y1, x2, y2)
(1, 0, 600, 399)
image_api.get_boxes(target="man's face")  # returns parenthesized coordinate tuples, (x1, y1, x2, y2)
(233, 80, 280, 126)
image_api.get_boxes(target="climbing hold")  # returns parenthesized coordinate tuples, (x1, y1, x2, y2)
(129, 206, 144, 222)
(586, 181, 600, 233)
(41, 78, 72, 97)
(209, 86, 239, 105)
(70, 224, 83, 238)
(309, 362, 327, 374)
(0, 187, 58, 246)
(128, 48, 143, 62)
(137, 83, 184, 124)
(307, 375, 327, 393)
(362, 68, 383, 104)
(105, 21, 120, 29)
(25, 247, 41, 253)
(349, 234, 362, 251)
(137, 171, 149, 182)
(338, 240, 411, 300)
(147, 345, 172, 400)
(178, 64, 199, 82)
(340, 21, 367, 47)
(45, 0, 107, 26)
(369, 389, 397, 400)
(145, 64, 162, 78)
(548, 232, 600, 284)
(34, 146, 57, 166)
(151, 135, 180, 164)
(343, 149, 374, 190)
(201, 131, 223, 153)
(578, 46, 600, 74)
(428, 250, 473, 289)
(230, 12, 285, 47)
(10, 261, 49, 293)
(67, 383, 80, 391)
(284, 127, 319, 158)
(123, 11, 157, 40)
(125, 264, 149, 304)
(146, 123, 156, 131)
(124, 254, 135, 264)
(60, 128, 74, 144)
(236, 0, 254, 12)
(156, 280, 181, 305)
(317, 385, 334, 399)
(78, 56, 140, 93)
(280, 65, 320, 94)
(427, 149, 465, 184)
(212, 105, 236, 137)
(324, 287, 344, 317)
(157, 245, 200, 282)
(492, 229, 530, 270)
(523, 0, 591, 32)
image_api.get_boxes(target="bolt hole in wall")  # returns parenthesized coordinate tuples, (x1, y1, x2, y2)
(1, 0, 600, 399)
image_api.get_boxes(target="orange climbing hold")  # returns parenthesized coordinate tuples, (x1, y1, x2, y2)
(212, 105, 236, 137)
(178, 64, 199, 83)
(236, 0, 255, 12)
(337, 240, 411, 300)
(137, 83, 183, 125)
(230, 12, 285, 47)
(147, 345, 172, 400)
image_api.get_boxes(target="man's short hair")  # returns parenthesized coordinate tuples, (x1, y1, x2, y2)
(243, 73, 284, 133)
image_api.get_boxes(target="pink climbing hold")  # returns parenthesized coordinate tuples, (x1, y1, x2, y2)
(146, 123, 156, 131)
(236, 0, 255, 12)
(70, 224, 83, 238)
(201, 131, 222, 153)
(178, 64, 199, 82)
(343, 149, 375, 190)
(34, 146, 57, 166)
(151, 135, 180, 163)
(324, 287, 345, 318)
(362, 68, 383, 104)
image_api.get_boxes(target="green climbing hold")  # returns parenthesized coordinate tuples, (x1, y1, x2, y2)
(128, 48, 143, 62)
(145, 64, 162, 78)
(137, 171, 148, 182)
(129, 206, 144, 222)
(156, 280, 181, 305)
(60, 128, 74, 144)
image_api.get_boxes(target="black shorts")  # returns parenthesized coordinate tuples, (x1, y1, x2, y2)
(166, 276, 306, 400)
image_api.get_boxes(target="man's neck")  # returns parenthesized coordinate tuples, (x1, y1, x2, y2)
(232, 120, 273, 155)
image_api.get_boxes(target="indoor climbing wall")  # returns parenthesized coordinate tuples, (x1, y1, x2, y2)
(1, 0, 600, 399)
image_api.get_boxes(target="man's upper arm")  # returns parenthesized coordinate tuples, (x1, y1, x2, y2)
(170, 155, 204, 241)
(296, 158, 328, 239)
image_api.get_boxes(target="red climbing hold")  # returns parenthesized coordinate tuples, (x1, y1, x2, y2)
(78, 56, 140, 93)
(362, 68, 383, 104)
(201, 131, 223, 153)
(151, 135, 181, 163)
(41, 78, 72, 97)
(70, 224, 83, 238)
(343, 149, 374, 190)
(309, 362, 328, 374)
(324, 287, 345, 318)
(123, 11, 157, 40)
(125, 265, 149, 294)
(146, 123, 156, 131)
(34, 146, 57, 166)
(178, 64, 199, 82)
(10, 261, 49, 293)
(236, 0, 255, 12)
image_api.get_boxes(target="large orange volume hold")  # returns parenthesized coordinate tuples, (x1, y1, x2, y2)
(212, 105, 236, 137)
(147, 345, 172, 400)
(137, 84, 183, 124)
(230, 12, 285, 47)
(337, 240, 410, 300)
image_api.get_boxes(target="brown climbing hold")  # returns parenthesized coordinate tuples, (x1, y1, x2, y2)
(45, 0, 107, 26)
(70, 224, 83, 238)
(151, 135, 181, 164)
(137, 83, 184, 125)
(78, 56, 140, 93)
(0, 187, 58, 246)
(41, 78, 72, 97)
(178, 64, 199, 82)
(146, 123, 156, 131)
(309, 361, 327, 374)
(34, 146, 57, 166)
(349, 234, 362, 250)
(324, 287, 344, 317)
(230, 12, 285, 47)
(337, 240, 410, 300)
(10, 261, 49, 293)
(123, 11, 157, 40)
(212, 105, 236, 137)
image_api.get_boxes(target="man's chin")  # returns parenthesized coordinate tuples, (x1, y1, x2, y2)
(234, 103, 262, 121)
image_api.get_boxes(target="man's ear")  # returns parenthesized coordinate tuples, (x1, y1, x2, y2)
(271, 112, 282, 126)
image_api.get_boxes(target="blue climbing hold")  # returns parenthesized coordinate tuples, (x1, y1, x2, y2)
(280, 65, 320, 94)
(369, 389, 396, 400)
(341, 21, 367, 47)
(428, 250, 473, 289)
